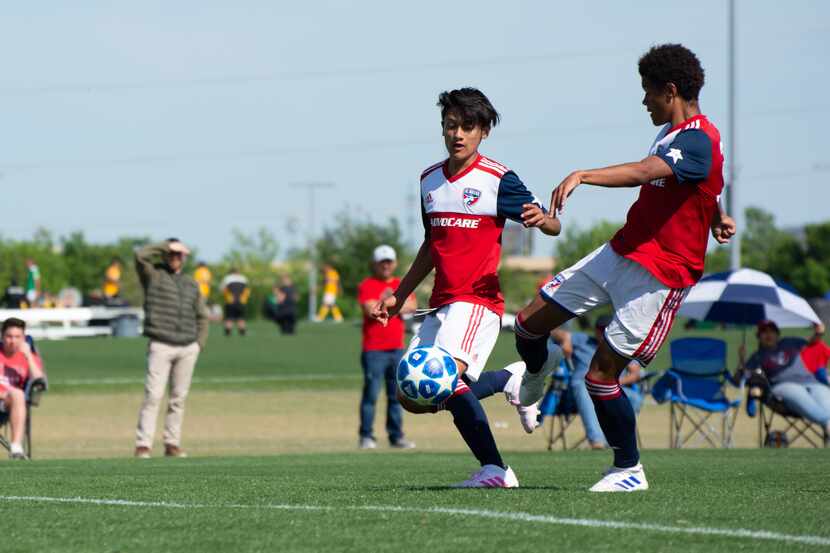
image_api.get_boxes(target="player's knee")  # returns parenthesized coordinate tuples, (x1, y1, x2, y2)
(8, 387, 24, 404)
(590, 341, 629, 380)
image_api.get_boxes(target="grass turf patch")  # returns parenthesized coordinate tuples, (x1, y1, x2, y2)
(1, 449, 827, 552)
(38, 321, 811, 395)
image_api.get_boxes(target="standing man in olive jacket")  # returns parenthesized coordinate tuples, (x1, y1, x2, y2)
(134, 238, 209, 459)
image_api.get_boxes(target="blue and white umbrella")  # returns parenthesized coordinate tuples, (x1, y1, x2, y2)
(679, 268, 821, 328)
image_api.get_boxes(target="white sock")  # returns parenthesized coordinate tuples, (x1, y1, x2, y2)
(10, 443, 24, 455)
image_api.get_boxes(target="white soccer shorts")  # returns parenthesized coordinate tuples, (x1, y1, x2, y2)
(539, 243, 689, 366)
(405, 301, 501, 382)
(322, 292, 337, 306)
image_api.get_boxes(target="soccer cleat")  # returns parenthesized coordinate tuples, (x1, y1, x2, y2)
(519, 343, 564, 407)
(503, 362, 540, 433)
(389, 438, 416, 449)
(589, 463, 649, 492)
(358, 437, 377, 450)
(515, 403, 540, 434)
(453, 464, 519, 488)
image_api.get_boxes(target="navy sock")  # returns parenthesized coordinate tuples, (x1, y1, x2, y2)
(586, 375, 639, 468)
(467, 370, 512, 400)
(514, 315, 548, 374)
(445, 389, 505, 469)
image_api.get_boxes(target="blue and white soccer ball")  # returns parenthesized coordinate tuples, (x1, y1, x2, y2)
(397, 346, 459, 406)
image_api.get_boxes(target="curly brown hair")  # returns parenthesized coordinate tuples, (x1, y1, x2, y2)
(638, 44, 705, 101)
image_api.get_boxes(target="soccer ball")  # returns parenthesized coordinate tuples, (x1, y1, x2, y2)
(397, 346, 459, 406)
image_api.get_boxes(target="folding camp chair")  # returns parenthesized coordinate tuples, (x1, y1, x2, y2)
(746, 371, 829, 448)
(652, 337, 742, 448)
(539, 360, 586, 450)
(540, 359, 645, 450)
(0, 336, 47, 459)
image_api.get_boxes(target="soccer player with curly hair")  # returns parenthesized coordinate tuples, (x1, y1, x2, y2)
(513, 44, 737, 492)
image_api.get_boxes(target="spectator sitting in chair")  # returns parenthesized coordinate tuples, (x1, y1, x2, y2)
(738, 320, 830, 436)
(0, 317, 46, 459)
(551, 314, 643, 449)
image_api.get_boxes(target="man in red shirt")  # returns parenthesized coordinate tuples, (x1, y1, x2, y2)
(513, 44, 737, 492)
(0, 318, 46, 459)
(357, 245, 417, 449)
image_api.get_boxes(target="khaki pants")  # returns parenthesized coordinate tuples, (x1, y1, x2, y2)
(135, 341, 200, 448)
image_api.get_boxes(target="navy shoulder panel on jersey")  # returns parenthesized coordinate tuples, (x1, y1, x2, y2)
(421, 203, 431, 240)
(656, 129, 713, 184)
(496, 171, 544, 223)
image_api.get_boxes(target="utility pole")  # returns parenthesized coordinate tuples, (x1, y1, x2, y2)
(297, 181, 335, 321)
(728, 0, 741, 270)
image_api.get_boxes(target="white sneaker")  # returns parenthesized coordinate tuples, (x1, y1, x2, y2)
(503, 362, 540, 433)
(589, 463, 649, 492)
(519, 342, 564, 407)
(453, 464, 519, 488)
(358, 437, 377, 450)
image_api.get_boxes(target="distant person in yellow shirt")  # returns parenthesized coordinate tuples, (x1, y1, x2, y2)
(317, 263, 343, 322)
(221, 268, 250, 336)
(194, 262, 212, 301)
(103, 258, 122, 300)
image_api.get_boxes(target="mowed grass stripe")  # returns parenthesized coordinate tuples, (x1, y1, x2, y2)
(2, 495, 829, 547)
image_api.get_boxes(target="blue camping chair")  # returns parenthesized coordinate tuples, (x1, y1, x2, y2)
(745, 370, 828, 448)
(652, 337, 742, 448)
(539, 359, 586, 450)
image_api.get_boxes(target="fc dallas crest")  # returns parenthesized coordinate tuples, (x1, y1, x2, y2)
(463, 187, 481, 207)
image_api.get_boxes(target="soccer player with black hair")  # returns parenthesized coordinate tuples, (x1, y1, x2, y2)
(513, 44, 736, 492)
(371, 87, 561, 488)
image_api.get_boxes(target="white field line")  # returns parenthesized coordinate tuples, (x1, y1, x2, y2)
(1, 495, 828, 547)
(57, 373, 358, 386)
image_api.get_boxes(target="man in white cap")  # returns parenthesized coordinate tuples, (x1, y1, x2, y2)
(356, 245, 417, 449)
(133, 238, 208, 459)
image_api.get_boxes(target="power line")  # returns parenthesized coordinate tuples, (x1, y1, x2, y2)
(0, 48, 634, 97)
(2, 108, 824, 174)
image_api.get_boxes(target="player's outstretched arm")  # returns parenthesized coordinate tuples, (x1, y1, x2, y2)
(369, 241, 434, 326)
(551, 156, 672, 214)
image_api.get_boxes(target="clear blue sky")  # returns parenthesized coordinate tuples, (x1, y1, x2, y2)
(1, 1, 827, 260)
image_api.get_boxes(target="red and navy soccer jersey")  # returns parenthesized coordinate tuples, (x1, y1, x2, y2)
(610, 114, 724, 288)
(420, 154, 542, 316)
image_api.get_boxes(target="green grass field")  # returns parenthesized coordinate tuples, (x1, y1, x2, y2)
(38, 320, 805, 394)
(2, 322, 827, 552)
(1, 451, 828, 552)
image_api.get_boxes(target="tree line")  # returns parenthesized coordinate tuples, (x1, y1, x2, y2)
(1, 207, 826, 319)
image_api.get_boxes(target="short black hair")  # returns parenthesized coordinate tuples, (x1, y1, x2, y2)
(437, 88, 500, 131)
(638, 44, 705, 101)
(2, 317, 26, 335)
